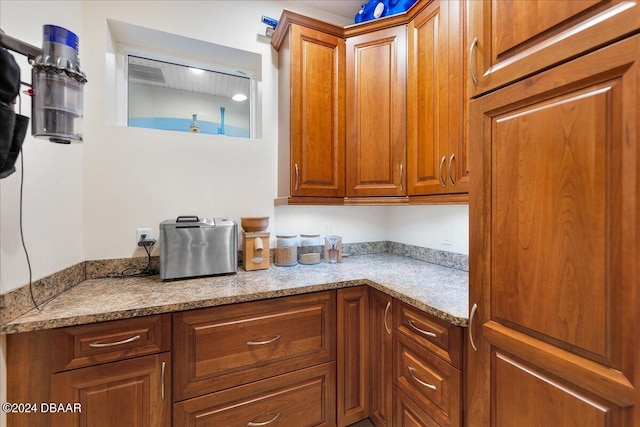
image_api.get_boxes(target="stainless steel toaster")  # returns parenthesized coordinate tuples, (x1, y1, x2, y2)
(159, 216, 238, 280)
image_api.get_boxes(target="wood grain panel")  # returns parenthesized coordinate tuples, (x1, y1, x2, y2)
(394, 386, 441, 427)
(493, 1, 599, 60)
(337, 287, 370, 426)
(50, 314, 171, 372)
(407, 1, 448, 196)
(369, 289, 393, 427)
(394, 332, 461, 427)
(467, 35, 640, 426)
(468, 0, 640, 96)
(346, 26, 407, 197)
(493, 351, 621, 426)
(289, 24, 345, 197)
(173, 291, 336, 401)
(174, 362, 336, 427)
(492, 81, 613, 362)
(50, 353, 171, 427)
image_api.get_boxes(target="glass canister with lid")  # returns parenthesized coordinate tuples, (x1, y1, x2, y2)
(275, 234, 298, 266)
(299, 233, 321, 265)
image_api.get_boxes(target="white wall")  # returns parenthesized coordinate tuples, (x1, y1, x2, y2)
(387, 205, 469, 254)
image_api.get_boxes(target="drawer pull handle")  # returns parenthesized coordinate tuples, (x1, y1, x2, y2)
(294, 163, 299, 191)
(408, 320, 437, 338)
(161, 361, 166, 401)
(248, 412, 281, 426)
(384, 301, 391, 335)
(88, 334, 141, 348)
(408, 366, 437, 390)
(247, 335, 281, 346)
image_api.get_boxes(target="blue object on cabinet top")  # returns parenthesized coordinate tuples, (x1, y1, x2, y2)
(354, 0, 419, 24)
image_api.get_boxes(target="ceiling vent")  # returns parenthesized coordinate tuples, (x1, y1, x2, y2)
(128, 63, 165, 83)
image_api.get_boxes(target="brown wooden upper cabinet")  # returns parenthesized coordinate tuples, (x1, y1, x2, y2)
(407, 0, 468, 197)
(346, 25, 407, 198)
(273, 0, 471, 204)
(467, 0, 640, 97)
(273, 12, 346, 202)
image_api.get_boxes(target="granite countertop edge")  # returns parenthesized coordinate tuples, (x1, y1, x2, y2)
(0, 254, 469, 334)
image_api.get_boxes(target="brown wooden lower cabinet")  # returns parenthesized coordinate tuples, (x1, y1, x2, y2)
(7, 314, 172, 427)
(337, 286, 370, 426)
(394, 332, 461, 427)
(6, 288, 466, 427)
(173, 362, 336, 427)
(369, 289, 394, 427)
(50, 353, 171, 427)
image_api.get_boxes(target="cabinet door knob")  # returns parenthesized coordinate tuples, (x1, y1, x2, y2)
(439, 156, 447, 187)
(469, 303, 478, 351)
(247, 335, 281, 346)
(469, 37, 478, 85)
(88, 334, 141, 348)
(248, 412, 281, 426)
(384, 301, 392, 335)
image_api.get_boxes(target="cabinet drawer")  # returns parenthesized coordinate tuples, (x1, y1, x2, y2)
(394, 301, 463, 368)
(174, 362, 336, 427)
(51, 314, 171, 371)
(174, 291, 336, 400)
(394, 386, 441, 427)
(394, 332, 461, 427)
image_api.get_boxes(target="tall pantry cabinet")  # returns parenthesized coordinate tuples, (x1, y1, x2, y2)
(467, 1, 640, 426)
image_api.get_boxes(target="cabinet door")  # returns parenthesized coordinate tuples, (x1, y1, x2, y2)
(290, 24, 345, 197)
(337, 286, 370, 426)
(468, 0, 640, 97)
(50, 353, 171, 427)
(346, 26, 407, 197)
(369, 289, 393, 427)
(468, 36, 640, 426)
(408, 0, 468, 197)
(407, 0, 450, 196)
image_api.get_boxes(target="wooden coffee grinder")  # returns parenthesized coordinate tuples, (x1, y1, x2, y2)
(241, 217, 271, 271)
(243, 232, 270, 271)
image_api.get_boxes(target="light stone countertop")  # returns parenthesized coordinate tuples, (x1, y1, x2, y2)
(0, 253, 469, 334)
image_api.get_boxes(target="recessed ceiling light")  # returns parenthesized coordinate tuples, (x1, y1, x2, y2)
(232, 93, 248, 102)
(189, 67, 205, 75)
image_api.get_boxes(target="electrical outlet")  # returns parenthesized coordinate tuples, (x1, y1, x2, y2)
(442, 226, 453, 245)
(321, 223, 331, 238)
(136, 228, 153, 244)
